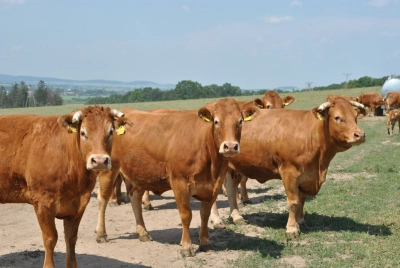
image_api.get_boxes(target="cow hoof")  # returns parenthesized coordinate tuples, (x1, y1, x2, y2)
(123, 196, 130, 204)
(143, 204, 154, 210)
(139, 234, 153, 242)
(285, 231, 300, 240)
(96, 234, 109, 243)
(242, 200, 253, 205)
(213, 222, 226, 229)
(180, 248, 195, 257)
(199, 244, 214, 252)
(233, 218, 248, 225)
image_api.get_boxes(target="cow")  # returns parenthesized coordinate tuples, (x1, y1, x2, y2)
(386, 109, 400, 135)
(137, 91, 295, 216)
(355, 92, 384, 116)
(0, 106, 129, 268)
(210, 95, 366, 239)
(384, 92, 400, 111)
(95, 98, 258, 257)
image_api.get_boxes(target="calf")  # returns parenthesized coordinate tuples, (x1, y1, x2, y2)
(386, 109, 400, 135)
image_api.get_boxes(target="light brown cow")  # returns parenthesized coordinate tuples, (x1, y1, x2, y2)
(0, 106, 129, 268)
(384, 92, 400, 111)
(386, 109, 400, 135)
(211, 95, 366, 239)
(355, 92, 384, 116)
(95, 98, 258, 257)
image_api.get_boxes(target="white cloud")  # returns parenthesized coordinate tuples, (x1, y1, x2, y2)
(11, 45, 23, 52)
(261, 15, 293, 23)
(290, 0, 302, 6)
(182, 5, 190, 13)
(367, 0, 398, 7)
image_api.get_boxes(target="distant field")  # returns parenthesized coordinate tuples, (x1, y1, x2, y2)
(0, 86, 382, 115)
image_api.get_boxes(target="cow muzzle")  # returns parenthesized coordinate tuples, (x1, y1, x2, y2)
(219, 141, 240, 157)
(351, 131, 366, 145)
(87, 154, 112, 170)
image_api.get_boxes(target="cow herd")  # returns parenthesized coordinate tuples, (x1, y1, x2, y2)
(1, 90, 398, 267)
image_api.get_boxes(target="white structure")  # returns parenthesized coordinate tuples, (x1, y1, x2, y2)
(381, 75, 400, 97)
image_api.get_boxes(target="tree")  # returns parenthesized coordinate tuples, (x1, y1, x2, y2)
(35, 80, 48, 106)
(0, 86, 9, 108)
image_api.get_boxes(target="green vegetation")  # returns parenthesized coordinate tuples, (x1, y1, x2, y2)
(0, 86, 396, 267)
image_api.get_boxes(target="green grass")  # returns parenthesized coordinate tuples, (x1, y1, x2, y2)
(0, 86, 395, 267)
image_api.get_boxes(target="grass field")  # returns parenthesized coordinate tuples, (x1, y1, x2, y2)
(1, 86, 397, 267)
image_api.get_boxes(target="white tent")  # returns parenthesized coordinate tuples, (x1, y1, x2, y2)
(381, 75, 400, 97)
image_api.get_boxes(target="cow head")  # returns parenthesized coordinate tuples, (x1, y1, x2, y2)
(312, 95, 366, 151)
(253, 90, 295, 109)
(198, 98, 259, 158)
(57, 106, 132, 171)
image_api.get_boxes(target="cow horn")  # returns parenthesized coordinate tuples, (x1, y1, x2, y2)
(111, 109, 125, 118)
(318, 102, 331, 112)
(350, 101, 364, 109)
(72, 111, 83, 123)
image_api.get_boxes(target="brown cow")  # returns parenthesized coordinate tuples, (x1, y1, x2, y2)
(355, 92, 384, 116)
(0, 106, 129, 268)
(386, 109, 400, 135)
(384, 92, 400, 111)
(211, 95, 366, 239)
(95, 98, 258, 257)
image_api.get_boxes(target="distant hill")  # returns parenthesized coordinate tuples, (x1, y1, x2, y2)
(274, 86, 299, 92)
(0, 74, 176, 91)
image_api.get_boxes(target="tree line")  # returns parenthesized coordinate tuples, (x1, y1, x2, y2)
(0, 80, 63, 108)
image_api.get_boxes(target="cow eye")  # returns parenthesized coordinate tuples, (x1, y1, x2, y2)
(81, 131, 88, 139)
(266, 104, 272, 109)
(238, 118, 243, 127)
(214, 119, 220, 126)
(334, 115, 343, 122)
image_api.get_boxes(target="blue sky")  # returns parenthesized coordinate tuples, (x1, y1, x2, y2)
(0, 0, 399, 90)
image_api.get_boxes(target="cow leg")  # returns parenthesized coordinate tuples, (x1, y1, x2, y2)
(282, 171, 302, 239)
(240, 177, 251, 205)
(198, 201, 214, 252)
(142, 190, 154, 211)
(63, 213, 84, 268)
(225, 172, 247, 225)
(96, 170, 119, 243)
(129, 188, 153, 242)
(296, 191, 309, 230)
(34, 204, 57, 268)
(210, 200, 226, 229)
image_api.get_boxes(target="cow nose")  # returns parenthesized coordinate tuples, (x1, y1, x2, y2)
(220, 141, 240, 157)
(354, 131, 366, 142)
(87, 154, 111, 170)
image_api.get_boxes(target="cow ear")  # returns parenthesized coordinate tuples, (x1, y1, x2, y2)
(57, 115, 78, 133)
(114, 117, 133, 135)
(253, 98, 264, 108)
(356, 107, 367, 118)
(198, 107, 213, 123)
(312, 107, 327, 120)
(282, 96, 295, 106)
(242, 106, 260, 122)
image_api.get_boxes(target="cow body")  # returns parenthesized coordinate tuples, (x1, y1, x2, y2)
(386, 109, 400, 135)
(95, 98, 256, 257)
(216, 96, 365, 238)
(356, 92, 384, 116)
(0, 106, 128, 268)
(385, 92, 400, 111)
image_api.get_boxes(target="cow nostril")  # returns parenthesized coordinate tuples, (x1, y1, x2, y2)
(104, 158, 109, 166)
(91, 157, 97, 165)
(224, 144, 229, 150)
(234, 144, 238, 151)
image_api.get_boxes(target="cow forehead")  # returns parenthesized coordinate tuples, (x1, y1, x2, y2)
(79, 106, 113, 129)
(212, 99, 242, 117)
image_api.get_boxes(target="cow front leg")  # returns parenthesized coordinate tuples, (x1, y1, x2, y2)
(173, 190, 194, 257)
(130, 188, 153, 242)
(282, 173, 302, 239)
(225, 172, 247, 224)
(240, 177, 251, 205)
(63, 213, 84, 268)
(199, 201, 213, 252)
(96, 170, 119, 243)
(34, 204, 58, 268)
(296, 191, 308, 230)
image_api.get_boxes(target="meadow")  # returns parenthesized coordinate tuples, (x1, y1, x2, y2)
(1, 86, 399, 267)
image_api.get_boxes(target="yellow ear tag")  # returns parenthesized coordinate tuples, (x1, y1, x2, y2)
(244, 116, 252, 122)
(257, 104, 263, 108)
(316, 112, 324, 120)
(203, 117, 211, 122)
(117, 125, 125, 135)
(69, 124, 77, 132)
(284, 103, 289, 106)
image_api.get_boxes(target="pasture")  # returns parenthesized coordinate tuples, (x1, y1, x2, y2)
(1, 86, 399, 267)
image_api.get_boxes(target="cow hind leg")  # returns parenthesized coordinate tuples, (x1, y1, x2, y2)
(63, 214, 84, 268)
(226, 173, 247, 225)
(142, 190, 154, 210)
(240, 177, 251, 205)
(34, 204, 58, 268)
